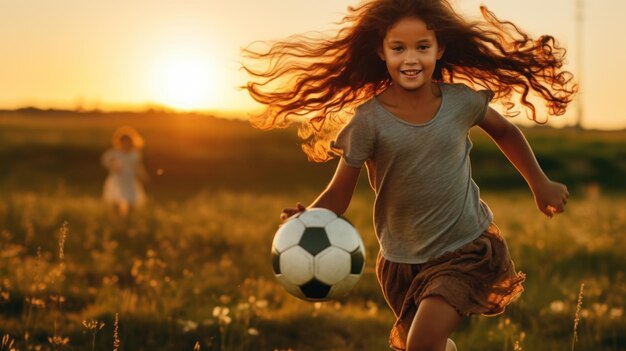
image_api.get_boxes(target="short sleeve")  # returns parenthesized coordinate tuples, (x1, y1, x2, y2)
(472, 89, 495, 126)
(329, 108, 375, 168)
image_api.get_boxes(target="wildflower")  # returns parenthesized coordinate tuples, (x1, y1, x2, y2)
(83, 320, 105, 331)
(83, 320, 105, 351)
(2, 334, 16, 351)
(49, 295, 66, 304)
(255, 300, 269, 309)
(212, 306, 232, 326)
(609, 308, 623, 319)
(237, 302, 250, 311)
(550, 300, 565, 313)
(177, 319, 198, 333)
(592, 303, 608, 316)
(219, 294, 231, 304)
(47, 335, 70, 347)
(26, 297, 46, 309)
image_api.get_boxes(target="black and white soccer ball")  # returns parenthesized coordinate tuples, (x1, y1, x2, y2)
(271, 208, 366, 301)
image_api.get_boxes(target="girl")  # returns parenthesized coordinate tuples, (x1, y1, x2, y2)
(101, 126, 148, 218)
(244, 1, 575, 350)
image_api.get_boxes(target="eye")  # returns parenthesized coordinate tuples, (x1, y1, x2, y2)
(391, 46, 404, 52)
(417, 45, 431, 51)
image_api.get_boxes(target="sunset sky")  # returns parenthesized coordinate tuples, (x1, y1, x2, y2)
(1, 0, 624, 129)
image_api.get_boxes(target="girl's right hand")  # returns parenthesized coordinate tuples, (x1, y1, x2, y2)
(279, 202, 306, 223)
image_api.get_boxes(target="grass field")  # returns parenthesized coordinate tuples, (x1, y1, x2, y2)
(0, 110, 625, 350)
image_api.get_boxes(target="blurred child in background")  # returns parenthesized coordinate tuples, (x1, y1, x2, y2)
(101, 126, 148, 217)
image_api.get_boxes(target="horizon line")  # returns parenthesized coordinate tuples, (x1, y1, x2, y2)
(1, 106, 625, 132)
(0, 105, 256, 120)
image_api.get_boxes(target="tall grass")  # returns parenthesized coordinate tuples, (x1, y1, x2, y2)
(0, 189, 624, 350)
(572, 283, 585, 351)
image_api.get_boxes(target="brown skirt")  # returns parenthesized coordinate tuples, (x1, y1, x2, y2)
(376, 223, 525, 351)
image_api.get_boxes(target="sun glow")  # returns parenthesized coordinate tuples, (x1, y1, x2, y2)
(152, 55, 222, 111)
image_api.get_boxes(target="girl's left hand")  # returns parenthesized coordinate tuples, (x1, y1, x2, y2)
(532, 179, 569, 218)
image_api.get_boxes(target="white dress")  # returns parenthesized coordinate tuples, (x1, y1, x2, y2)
(101, 149, 146, 205)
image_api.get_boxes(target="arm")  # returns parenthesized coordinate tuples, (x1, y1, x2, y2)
(135, 154, 149, 183)
(101, 150, 121, 172)
(477, 107, 569, 218)
(280, 157, 362, 221)
(136, 162, 149, 183)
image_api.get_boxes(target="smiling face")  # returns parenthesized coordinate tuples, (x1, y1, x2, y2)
(378, 16, 445, 92)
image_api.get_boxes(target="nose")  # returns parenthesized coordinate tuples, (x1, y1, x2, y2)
(404, 50, 419, 64)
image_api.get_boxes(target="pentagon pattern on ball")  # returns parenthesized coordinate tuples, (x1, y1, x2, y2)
(350, 247, 365, 275)
(271, 248, 281, 274)
(299, 227, 331, 255)
(300, 279, 331, 299)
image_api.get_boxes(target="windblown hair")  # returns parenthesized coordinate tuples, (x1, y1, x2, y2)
(112, 125, 144, 150)
(242, 0, 577, 162)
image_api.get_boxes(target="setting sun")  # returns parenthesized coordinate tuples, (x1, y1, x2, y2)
(152, 55, 222, 111)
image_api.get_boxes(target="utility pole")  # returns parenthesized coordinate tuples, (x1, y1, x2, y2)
(575, 0, 584, 129)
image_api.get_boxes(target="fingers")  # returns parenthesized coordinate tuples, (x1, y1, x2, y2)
(279, 202, 307, 222)
(279, 209, 296, 222)
(545, 202, 566, 218)
(279, 212, 289, 222)
(545, 205, 556, 218)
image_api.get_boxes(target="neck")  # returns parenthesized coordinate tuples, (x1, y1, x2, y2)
(387, 82, 440, 107)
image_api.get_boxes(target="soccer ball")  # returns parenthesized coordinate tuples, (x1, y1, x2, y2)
(271, 208, 366, 301)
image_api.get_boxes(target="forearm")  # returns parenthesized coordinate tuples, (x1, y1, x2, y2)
(309, 188, 353, 216)
(491, 124, 549, 191)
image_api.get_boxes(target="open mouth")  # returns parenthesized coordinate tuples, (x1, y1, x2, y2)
(400, 69, 422, 77)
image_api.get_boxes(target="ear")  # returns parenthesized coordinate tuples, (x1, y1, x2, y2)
(377, 46, 386, 61)
(436, 43, 445, 60)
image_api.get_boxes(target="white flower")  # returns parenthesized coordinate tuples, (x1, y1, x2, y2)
(550, 300, 565, 313)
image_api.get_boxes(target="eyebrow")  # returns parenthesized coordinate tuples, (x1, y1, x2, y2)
(388, 39, 433, 45)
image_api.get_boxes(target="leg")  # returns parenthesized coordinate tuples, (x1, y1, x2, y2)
(116, 201, 129, 218)
(406, 296, 462, 351)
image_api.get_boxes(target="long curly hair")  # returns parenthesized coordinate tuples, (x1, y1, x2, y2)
(242, 0, 577, 162)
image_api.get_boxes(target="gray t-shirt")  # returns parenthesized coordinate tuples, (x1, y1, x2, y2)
(331, 83, 494, 264)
